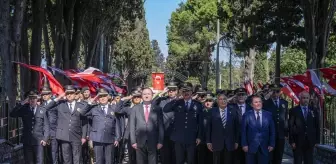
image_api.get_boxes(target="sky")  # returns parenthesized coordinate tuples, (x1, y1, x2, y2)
(144, 0, 232, 63)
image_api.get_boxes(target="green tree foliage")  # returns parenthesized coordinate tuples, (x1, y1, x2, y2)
(166, 0, 233, 86)
(151, 40, 165, 71)
(254, 53, 269, 82)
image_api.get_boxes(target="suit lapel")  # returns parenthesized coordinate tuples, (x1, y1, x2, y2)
(262, 111, 267, 128)
(297, 106, 306, 122)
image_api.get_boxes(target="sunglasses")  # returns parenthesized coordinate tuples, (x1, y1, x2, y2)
(237, 93, 246, 96)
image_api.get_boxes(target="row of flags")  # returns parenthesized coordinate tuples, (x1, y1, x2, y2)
(14, 61, 127, 96)
(244, 66, 336, 104)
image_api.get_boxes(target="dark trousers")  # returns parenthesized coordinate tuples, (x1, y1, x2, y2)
(136, 144, 157, 164)
(122, 139, 136, 164)
(23, 144, 44, 164)
(175, 142, 196, 164)
(93, 141, 115, 164)
(293, 139, 314, 164)
(160, 137, 176, 164)
(270, 138, 285, 164)
(82, 141, 89, 164)
(246, 147, 269, 164)
(234, 147, 246, 164)
(48, 138, 59, 164)
(59, 140, 82, 164)
(213, 147, 233, 164)
(196, 143, 213, 164)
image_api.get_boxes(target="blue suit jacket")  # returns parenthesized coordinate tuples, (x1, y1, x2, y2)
(241, 110, 275, 155)
(206, 106, 239, 151)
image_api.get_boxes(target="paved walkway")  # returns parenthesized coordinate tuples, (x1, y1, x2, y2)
(282, 154, 294, 164)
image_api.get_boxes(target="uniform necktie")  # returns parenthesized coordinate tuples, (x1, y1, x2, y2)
(145, 105, 149, 123)
(256, 111, 261, 128)
(31, 107, 35, 115)
(69, 103, 73, 113)
(274, 100, 279, 108)
(239, 105, 243, 116)
(102, 106, 106, 114)
(303, 107, 308, 120)
(221, 109, 226, 128)
(185, 101, 189, 110)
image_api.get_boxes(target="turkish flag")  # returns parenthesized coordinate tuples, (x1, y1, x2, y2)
(15, 62, 64, 95)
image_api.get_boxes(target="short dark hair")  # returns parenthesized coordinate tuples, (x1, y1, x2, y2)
(251, 95, 262, 102)
(142, 87, 153, 94)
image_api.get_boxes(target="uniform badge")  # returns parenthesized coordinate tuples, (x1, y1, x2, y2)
(111, 112, 115, 116)
(40, 110, 43, 114)
(311, 111, 315, 118)
(77, 108, 81, 112)
(178, 105, 182, 108)
(193, 105, 197, 110)
(282, 104, 285, 108)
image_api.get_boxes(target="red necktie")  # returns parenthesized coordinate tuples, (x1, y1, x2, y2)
(145, 105, 149, 123)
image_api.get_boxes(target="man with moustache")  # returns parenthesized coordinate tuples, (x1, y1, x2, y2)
(289, 91, 320, 164)
(10, 90, 49, 164)
(206, 93, 239, 164)
(41, 86, 59, 164)
(263, 84, 289, 164)
(153, 81, 179, 164)
(129, 88, 164, 164)
(163, 82, 204, 164)
(43, 85, 89, 164)
(83, 88, 121, 164)
(241, 95, 275, 164)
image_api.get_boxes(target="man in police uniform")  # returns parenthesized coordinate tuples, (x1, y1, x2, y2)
(41, 86, 59, 164)
(80, 86, 91, 164)
(83, 88, 121, 164)
(10, 90, 49, 164)
(43, 85, 89, 164)
(263, 84, 288, 164)
(163, 82, 204, 164)
(153, 81, 178, 164)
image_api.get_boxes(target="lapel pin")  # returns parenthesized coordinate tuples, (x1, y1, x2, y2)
(40, 110, 43, 114)
(111, 112, 115, 116)
(281, 104, 285, 108)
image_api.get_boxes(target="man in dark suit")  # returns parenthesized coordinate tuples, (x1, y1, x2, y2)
(232, 87, 251, 164)
(83, 88, 121, 164)
(241, 95, 275, 164)
(41, 86, 59, 164)
(163, 82, 204, 164)
(43, 85, 89, 164)
(10, 90, 49, 164)
(289, 91, 319, 164)
(206, 93, 239, 164)
(129, 87, 164, 164)
(263, 84, 289, 164)
(153, 81, 178, 164)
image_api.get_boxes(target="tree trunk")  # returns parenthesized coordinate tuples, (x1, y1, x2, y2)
(70, 0, 84, 68)
(275, 37, 281, 85)
(30, 0, 45, 88)
(43, 19, 52, 65)
(55, 0, 64, 68)
(21, 10, 30, 95)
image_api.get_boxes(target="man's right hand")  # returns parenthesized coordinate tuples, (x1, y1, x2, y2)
(132, 143, 137, 150)
(121, 95, 133, 101)
(242, 146, 248, 152)
(56, 92, 66, 101)
(291, 143, 296, 149)
(206, 143, 213, 152)
(21, 98, 29, 105)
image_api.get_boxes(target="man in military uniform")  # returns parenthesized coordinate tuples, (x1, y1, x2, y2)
(10, 90, 49, 164)
(43, 85, 89, 164)
(83, 88, 121, 164)
(232, 87, 251, 164)
(153, 81, 179, 164)
(80, 86, 91, 164)
(163, 82, 204, 164)
(41, 86, 59, 164)
(197, 92, 214, 164)
(289, 91, 320, 164)
(263, 84, 288, 164)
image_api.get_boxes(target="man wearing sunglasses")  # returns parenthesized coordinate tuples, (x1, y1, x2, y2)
(263, 84, 289, 164)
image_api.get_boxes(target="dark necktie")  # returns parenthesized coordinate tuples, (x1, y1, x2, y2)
(239, 105, 243, 116)
(69, 103, 72, 113)
(274, 100, 278, 108)
(256, 111, 261, 128)
(185, 101, 189, 111)
(303, 107, 308, 120)
(31, 107, 35, 114)
(102, 106, 105, 114)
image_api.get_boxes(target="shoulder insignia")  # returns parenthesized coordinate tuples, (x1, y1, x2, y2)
(77, 108, 81, 112)
(40, 110, 43, 114)
(111, 112, 115, 116)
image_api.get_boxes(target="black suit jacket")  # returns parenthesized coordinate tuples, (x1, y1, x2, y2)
(153, 96, 176, 136)
(206, 106, 239, 151)
(263, 98, 289, 139)
(130, 104, 164, 149)
(43, 100, 88, 143)
(289, 105, 320, 147)
(10, 104, 49, 145)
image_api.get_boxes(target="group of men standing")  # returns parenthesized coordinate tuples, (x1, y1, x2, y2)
(10, 81, 320, 164)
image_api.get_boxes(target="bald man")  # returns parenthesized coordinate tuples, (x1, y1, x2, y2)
(289, 91, 320, 164)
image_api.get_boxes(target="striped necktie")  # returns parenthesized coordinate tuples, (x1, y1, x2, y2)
(221, 109, 226, 128)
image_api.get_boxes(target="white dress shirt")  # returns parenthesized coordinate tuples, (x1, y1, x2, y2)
(238, 103, 246, 115)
